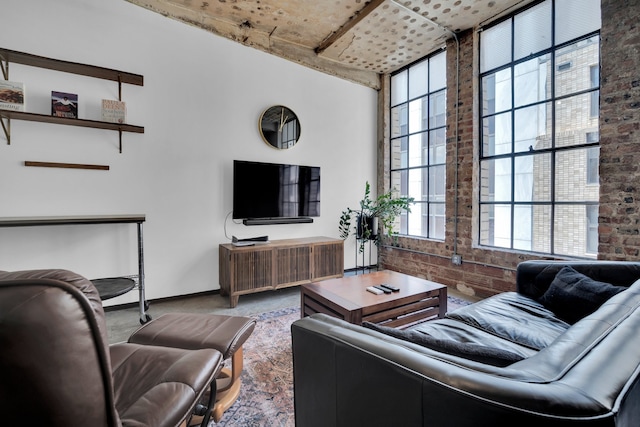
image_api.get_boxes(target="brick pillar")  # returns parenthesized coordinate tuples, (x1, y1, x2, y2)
(598, 0, 640, 260)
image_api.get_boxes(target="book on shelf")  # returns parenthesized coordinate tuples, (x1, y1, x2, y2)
(0, 80, 25, 112)
(101, 99, 126, 124)
(51, 91, 78, 119)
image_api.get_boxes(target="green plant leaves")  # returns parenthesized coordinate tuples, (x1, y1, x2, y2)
(338, 181, 414, 252)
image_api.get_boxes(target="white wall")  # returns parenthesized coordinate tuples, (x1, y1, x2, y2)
(0, 0, 377, 305)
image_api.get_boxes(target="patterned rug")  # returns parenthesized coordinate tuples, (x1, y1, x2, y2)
(214, 296, 471, 426)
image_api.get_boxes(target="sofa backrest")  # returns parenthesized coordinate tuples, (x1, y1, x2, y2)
(0, 269, 119, 426)
(516, 260, 640, 299)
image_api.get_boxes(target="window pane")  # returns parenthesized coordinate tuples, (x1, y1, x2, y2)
(482, 111, 512, 156)
(512, 204, 553, 252)
(555, 0, 601, 45)
(391, 104, 407, 138)
(429, 90, 446, 128)
(391, 170, 408, 197)
(586, 146, 599, 185)
(514, 54, 551, 107)
(429, 203, 445, 240)
(391, 137, 408, 169)
(391, 70, 408, 106)
(514, 0, 551, 60)
(429, 165, 445, 202)
(555, 93, 599, 147)
(480, 204, 512, 248)
(514, 156, 532, 202)
(429, 128, 446, 164)
(481, 19, 512, 72)
(408, 97, 428, 133)
(514, 103, 552, 152)
(408, 168, 424, 201)
(409, 59, 428, 99)
(482, 68, 512, 115)
(480, 158, 512, 202)
(407, 202, 426, 237)
(586, 205, 598, 254)
(555, 148, 600, 202)
(554, 204, 595, 257)
(429, 51, 447, 91)
(555, 36, 600, 97)
(515, 153, 551, 202)
(399, 210, 409, 235)
(408, 133, 427, 167)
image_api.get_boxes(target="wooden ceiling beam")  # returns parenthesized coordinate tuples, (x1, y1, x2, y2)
(315, 0, 386, 55)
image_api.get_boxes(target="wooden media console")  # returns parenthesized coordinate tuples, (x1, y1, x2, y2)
(219, 236, 344, 307)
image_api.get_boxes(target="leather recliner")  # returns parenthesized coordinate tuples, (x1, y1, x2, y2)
(0, 269, 224, 427)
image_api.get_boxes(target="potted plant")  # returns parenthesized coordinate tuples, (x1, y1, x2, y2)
(339, 181, 414, 253)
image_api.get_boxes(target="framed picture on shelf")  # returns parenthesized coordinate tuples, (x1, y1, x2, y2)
(101, 99, 126, 124)
(0, 80, 25, 111)
(51, 91, 78, 118)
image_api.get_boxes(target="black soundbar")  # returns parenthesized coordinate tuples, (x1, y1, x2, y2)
(243, 217, 314, 226)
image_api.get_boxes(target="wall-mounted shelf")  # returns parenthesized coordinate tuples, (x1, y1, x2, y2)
(0, 47, 144, 152)
(24, 161, 110, 171)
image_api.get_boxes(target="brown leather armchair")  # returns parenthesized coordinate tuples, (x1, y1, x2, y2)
(0, 269, 223, 427)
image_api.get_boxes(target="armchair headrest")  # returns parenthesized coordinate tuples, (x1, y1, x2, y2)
(0, 269, 118, 426)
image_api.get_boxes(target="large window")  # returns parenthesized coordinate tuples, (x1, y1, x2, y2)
(390, 51, 447, 239)
(479, 0, 601, 257)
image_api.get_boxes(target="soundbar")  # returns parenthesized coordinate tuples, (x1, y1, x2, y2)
(243, 217, 314, 226)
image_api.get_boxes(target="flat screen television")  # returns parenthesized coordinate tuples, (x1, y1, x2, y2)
(233, 160, 320, 223)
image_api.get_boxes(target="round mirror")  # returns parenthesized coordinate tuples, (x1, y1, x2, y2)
(259, 105, 301, 149)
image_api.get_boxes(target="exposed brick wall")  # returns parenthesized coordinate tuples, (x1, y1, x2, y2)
(379, 1, 640, 299)
(598, 0, 640, 260)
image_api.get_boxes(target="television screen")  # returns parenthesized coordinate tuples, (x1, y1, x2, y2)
(233, 160, 320, 220)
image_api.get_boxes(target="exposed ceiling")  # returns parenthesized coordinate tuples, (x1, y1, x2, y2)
(127, 0, 534, 89)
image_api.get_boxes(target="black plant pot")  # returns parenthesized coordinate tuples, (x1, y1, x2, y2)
(356, 214, 378, 240)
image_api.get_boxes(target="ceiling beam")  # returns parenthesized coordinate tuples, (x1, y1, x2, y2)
(315, 0, 386, 55)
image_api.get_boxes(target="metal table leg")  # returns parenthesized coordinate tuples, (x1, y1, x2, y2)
(137, 221, 151, 324)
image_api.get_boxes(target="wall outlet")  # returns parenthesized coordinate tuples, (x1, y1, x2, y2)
(451, 254, 462, 265)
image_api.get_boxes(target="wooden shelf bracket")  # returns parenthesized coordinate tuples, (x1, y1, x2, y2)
(1, 114, 9, 145)
(1, 51, 11, 145)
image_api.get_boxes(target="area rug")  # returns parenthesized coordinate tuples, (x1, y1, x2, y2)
(214, 296, 471, 426)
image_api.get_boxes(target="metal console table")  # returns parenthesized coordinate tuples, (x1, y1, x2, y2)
(0, 214, 151, 324)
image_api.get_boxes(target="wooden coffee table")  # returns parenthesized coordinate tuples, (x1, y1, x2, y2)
(301, 270, 447, 328)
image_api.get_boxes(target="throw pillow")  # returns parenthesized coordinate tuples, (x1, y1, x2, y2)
(361, 321, 524, 367)
(537, 265, 626, 324)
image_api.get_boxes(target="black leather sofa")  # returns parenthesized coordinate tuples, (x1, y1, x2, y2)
(291, 261, 640, 426)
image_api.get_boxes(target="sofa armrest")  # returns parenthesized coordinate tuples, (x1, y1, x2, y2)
(516, 260, 640, 299)
(291, 314, 618, 427)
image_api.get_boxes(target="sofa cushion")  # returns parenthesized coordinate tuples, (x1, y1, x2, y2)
(444, 292, 569, 350)
(412, 317, 539, 359)
(538, 266, 626, 324)
(362, 321, 525, 367)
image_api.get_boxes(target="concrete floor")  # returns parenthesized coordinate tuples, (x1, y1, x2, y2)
(105, 270, 477, 344)
(105, 286, 301, 344)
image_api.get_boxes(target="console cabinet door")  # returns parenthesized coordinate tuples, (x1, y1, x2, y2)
(275, 245, 311, 287)
(312, 241, 344, 280)
(223, 247, 273, 294)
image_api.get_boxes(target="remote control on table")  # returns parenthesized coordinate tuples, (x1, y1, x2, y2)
(373, 285, 392, 294)
(379, 283, 400, 292)
(366, 286, 384, 295)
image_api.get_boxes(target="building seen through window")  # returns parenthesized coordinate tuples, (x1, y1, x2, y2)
(479, 0, 601, 257)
